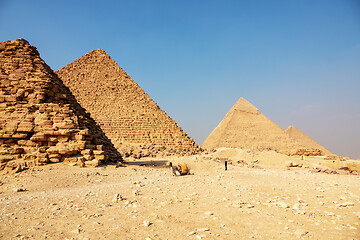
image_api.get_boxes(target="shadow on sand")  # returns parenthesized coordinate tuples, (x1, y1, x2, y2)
(124, 160, 169, 167)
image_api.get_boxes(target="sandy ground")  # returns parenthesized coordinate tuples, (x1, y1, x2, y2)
(0, 150, 359, 240)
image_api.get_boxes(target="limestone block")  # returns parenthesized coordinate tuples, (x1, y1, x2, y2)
(57, 135, 69, 142)
(79, 129, 90, 136)
(70, 141, 86, 150)
(77, 157, 85, 167)
(83, 154, 94, 161)
(30, 132, 47, 141)
(47, 136, 59, 143)
(74, 134, 85, 140)
(46, 146, 78, 156)
(0, 155, 14, 163)
(17, 140, 37, 147)
(94, 154, 105, 160)
(93, 150, 104, 155)
(84, 159, 101, 167)
(12, 133, 28, 138)
(9, 147, 24, 154)
(4, 121, 19, 132)
(62, 156, 79, 163)
(53, 122, 77, 129)
(81, 149, 92, 155)
(17, 122, 34, 132)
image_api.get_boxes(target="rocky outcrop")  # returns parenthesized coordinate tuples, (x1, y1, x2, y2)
(0, 39, 121, 172)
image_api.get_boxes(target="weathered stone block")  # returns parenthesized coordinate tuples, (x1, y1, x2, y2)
(94, 154, 105, 160)
(30, 133, 47, 141)
(53, 122, 77, 129)
(84, 159, 100, 167)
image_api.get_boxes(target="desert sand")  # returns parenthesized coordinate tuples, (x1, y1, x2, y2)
(1, 149, 359, 240)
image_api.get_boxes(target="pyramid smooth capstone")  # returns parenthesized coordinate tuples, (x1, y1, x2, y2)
(285, 125, 333, 156)
(56, 49, 199, 156)
(202, 98, 303, 154)
(0, 39, 121, 172)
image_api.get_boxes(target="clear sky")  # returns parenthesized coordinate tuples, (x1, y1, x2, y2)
(1, 0, 359, 158)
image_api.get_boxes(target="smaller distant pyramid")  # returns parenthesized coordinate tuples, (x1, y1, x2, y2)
(202, 98, 303, 153)
(285, 125, 332, 155)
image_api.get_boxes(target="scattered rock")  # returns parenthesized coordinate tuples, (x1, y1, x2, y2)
(294, 229, 309, 237)
(133, 190, 141, 196)
(143, 220, 151, 227)
(196, 228, 210, 232)
(71, 228, 81, 234)
(112, 194, 124, 203)
(337, 202, 354, 208)
(276, 201, 289, 208)
(15, 188, 26, 192)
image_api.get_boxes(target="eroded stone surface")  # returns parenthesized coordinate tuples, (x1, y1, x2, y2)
(0, 39, 121, 172)
(56, 49, 199, 157)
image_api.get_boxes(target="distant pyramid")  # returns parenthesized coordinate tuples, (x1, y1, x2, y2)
(285, 125, 332, 155)
(56, 49, 199, 155)
(0, 39, 121, 172)
(202, 97, 303, 153)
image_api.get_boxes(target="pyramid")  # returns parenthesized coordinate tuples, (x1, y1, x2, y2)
(0, 39, 121, 172)
(55, 49, 199, 156)
(202, 97, 303, 153)
(285, 125, 332, 155)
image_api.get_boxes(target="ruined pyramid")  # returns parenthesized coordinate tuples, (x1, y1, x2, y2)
(56, 49, 199, 156)
(202, 97, 303, 153)
(0, 39, 121, 172)
(285, 125, 332, 156)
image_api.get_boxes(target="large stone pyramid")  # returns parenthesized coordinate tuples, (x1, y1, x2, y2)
(56, 49, 199, 156)
(202, 97, 303, 153)
(0, 39, 121, 172)
(285, 125, 332, 155)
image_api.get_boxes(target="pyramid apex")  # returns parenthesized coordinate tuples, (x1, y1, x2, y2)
(88, 48, 108, 56)
(286, 125, 296, 131)
(231, 97, 259, 114)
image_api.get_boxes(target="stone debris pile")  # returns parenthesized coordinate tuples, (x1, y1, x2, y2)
(56, 49, 199, 157)
(0, 39, 121, 172)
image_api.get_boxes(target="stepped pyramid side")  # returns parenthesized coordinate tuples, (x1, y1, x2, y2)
(285, 125, 333, 155)
(202, 98, 304, 154)
(56, 49, 199, 156)
(0, 39, 121, 172)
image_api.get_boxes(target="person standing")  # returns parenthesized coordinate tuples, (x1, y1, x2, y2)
(225, 159, 228, 171)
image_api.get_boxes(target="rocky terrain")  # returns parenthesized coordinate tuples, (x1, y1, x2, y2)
(0, 150, 359, 240)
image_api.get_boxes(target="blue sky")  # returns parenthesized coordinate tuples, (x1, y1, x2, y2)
(1, 0, 359, 158)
